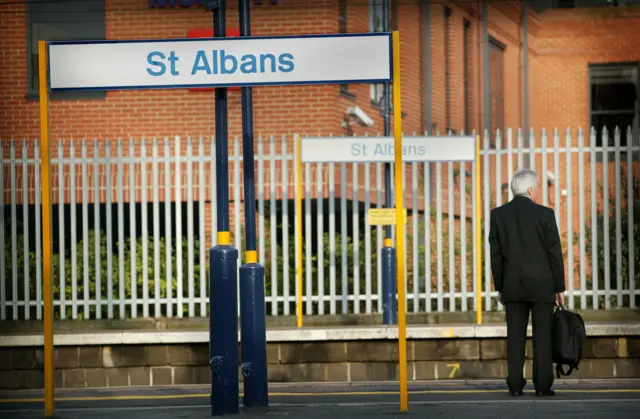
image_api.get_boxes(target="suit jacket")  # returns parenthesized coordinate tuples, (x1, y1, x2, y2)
(488, 195, 566, 303)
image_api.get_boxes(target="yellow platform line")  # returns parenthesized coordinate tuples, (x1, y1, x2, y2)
(1, 388, 639, 404)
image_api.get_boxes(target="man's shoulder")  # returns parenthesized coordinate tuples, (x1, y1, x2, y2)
(491, 201, 514, 215)
(531, 202, 555, 218)
(492, 199, 555, 220)
(490, 204, 505, 218)
(489, 205, 504, 220)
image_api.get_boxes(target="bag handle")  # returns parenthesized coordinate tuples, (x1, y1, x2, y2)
(556, 348, 582, 379)
(556, 363, 579, 378)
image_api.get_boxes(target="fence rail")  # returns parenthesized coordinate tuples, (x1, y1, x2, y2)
(1, 127, 638, 321)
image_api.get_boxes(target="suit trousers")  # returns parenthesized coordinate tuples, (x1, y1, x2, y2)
(505, 302, 555, 393)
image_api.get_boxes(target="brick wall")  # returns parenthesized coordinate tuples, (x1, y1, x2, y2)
(531, 8, 640, 131)
(3, 2, 640, 141)
(1, 336, 638, 389)
(0, 0, 343, 140)
(528, 7, 640, 291)
(0, 1, 535, 142)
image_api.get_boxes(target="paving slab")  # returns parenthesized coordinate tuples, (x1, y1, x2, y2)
(1, 380, 639, 418)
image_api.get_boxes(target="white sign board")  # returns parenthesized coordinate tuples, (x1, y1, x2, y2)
(300, 136, 476, 163)
(48, 34, 392, 91)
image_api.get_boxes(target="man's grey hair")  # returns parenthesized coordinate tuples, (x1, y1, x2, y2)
(510, 169, 539, 196)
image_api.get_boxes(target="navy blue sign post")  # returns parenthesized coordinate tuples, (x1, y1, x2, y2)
(237, 0, 269, 410)
(380, 0, 397, 327)
(205, 0, 240, 416)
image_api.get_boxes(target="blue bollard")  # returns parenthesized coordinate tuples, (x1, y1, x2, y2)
(209, 245, 239, 416)
(382, 246, 397, 325)
(239, 262, 268, 407)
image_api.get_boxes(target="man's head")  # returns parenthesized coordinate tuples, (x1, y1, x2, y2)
(510, 168, 540, 202)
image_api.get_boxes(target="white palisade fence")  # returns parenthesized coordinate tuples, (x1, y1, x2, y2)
(1, 127, 638, 320)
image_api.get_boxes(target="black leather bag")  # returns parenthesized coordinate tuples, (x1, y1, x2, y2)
(552, 304, 587, 378)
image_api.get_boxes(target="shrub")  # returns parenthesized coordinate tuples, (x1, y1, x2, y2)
(2, 229, 203, 320)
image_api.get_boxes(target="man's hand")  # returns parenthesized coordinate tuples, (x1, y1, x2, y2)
(556, 292, 564, 307)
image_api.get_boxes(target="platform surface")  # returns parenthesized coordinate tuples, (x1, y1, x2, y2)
(1, 379, 639, 418)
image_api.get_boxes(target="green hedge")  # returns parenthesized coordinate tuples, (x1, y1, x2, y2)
(3, 210, 482, 318)
(262, 223, 381, 315)
(2, 229, 204, 319)
(261, 212, 480, 315)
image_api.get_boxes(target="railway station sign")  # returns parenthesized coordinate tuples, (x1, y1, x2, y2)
(47, 34, 392, 91)
(300, 136, 477, 163)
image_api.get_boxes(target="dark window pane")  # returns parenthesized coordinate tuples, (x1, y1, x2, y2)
(589, 63, 639, 151)
(590, 65, 637, 112)
(592, 112, 635, 147)
(445, 8, 451, 130)
(556, 0, 576, 8)
(489, 39, 505, 140)
(463, 20, 471, 133)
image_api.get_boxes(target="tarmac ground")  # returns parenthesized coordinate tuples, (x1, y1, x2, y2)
(1, 380, 639, 418)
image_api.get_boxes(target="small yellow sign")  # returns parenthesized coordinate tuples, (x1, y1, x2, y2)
(367, 208, 407, 225)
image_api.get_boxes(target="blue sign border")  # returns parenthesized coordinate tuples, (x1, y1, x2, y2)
(47, 32, 393, 92)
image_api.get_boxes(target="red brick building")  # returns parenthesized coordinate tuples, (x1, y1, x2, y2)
(1, 1, 639, 315)
(1, 0, 639, 141)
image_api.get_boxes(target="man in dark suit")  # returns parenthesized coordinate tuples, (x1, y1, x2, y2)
(489, 169, 565, 397)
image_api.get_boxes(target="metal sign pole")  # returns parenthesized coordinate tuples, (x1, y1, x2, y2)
(238, 0, 268, 409)
(391, 31, 408, 413)
(39, 39, 55, 419)
(206, 0, 240, 415)
(381, 0, 397, 327)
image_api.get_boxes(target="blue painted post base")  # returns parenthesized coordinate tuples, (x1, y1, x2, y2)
(209, 245, 240, 416)
(381, 246, 397, 325)
(240, 262, 269, 408)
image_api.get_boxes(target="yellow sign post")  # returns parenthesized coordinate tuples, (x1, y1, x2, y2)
(291, 31, 411, 412)
(391, 31, 408, 413)
(38, 40, 55, 418)
(296, 136, 304, 328)
(475, 135, 483, 325)
(292, 31, 486, 412)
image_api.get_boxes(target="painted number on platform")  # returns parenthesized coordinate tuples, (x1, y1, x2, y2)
(447, 363, 460, 379)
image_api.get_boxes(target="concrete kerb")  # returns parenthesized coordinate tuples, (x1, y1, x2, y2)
(1, 323, 639, 347)
(1, 309, 638, 335)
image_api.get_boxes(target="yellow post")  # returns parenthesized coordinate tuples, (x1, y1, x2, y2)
(392, 31, 408, 413)
(39, 40, 55, 418)
(475, 135, 483, 325)
(296, 136, 303, 328)
(217, 231, 230, 245)
(246, 251, 257, 264)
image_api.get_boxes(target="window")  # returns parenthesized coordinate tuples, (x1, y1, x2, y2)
(371, 84, 393, 110)
(370, 0, 385, 34)
(589, 63, 639, 148)
(339, 0, 349, 34)
(488, 38, 506, 140)
(28, 0, 106, 100)
(463, 19, 472, 133)
(533, 0, 640, 12)
(370, 0, 385, 104)
(444, 7, 452, 132)
(557, 0, 640, 7)
(554, 0, 577, 7)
